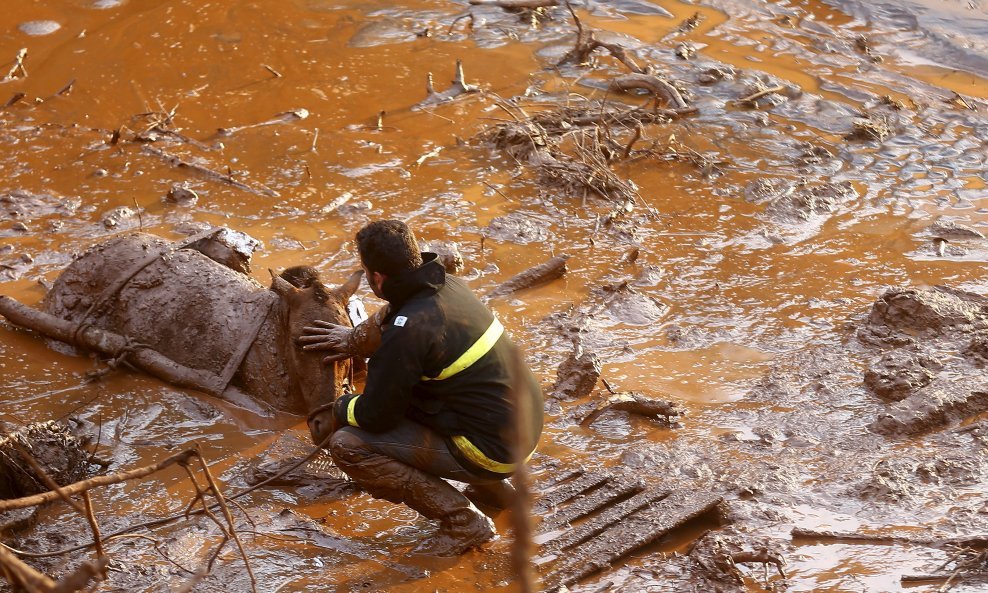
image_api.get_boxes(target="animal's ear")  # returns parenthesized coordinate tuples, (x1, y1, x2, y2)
(335, 269, 363, 301)
(270, 275, 298, 297)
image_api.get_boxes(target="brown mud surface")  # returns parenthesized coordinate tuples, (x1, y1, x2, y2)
(2, 0, 988, 591)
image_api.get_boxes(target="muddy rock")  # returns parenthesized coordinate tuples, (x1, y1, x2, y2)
(762, 181, 857, 223)
(420, 240, 464, 275)
(926, 219, 985, 241)
(965, 332, 988, 365)
(483, 211, 553, 244)
(101, 205, 139, 229)
(869, 377, 988, 436)
(863, 349, 943, 401)
(549, 344, 601, 400)
(864, 286, 988, 339)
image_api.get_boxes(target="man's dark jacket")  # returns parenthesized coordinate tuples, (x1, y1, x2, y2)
(334, 253, 543, 478)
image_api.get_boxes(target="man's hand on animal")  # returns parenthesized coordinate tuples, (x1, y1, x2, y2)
(299, 320, 355, 364)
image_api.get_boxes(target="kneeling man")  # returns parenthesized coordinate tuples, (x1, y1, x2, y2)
(302, 220, 543, 556)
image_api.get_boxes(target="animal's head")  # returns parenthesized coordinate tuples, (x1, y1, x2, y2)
(270, 266, 362, 441)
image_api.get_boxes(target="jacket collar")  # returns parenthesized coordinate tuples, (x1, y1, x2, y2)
(381, 252, 445, 306)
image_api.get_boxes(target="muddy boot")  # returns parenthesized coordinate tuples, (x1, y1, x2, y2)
(463, 480, 516, 511)
(330, 430, 495, 557)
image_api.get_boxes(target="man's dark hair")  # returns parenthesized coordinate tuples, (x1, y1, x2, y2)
(356, 220, 423, 276)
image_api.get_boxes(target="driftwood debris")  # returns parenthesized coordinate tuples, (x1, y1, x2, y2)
(558, 4, 643, 74)
(141, 145, 280, 198)
(580, 391, 682, 427)
(487, 254, 569, 298)
(609, 73, 689, 109)
(415, 59, 478, 109)
(0, 296, 266, 414)
(477, 94, 696, 203)
(735, 84, 785, 107)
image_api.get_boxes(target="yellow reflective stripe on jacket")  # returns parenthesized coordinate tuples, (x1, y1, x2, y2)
(346, 395, 361, 428)
(422, 318, 504, 381)
(451, 435, 534, 475)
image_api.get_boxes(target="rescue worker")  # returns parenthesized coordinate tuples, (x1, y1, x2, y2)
(300, 220, 543, 556)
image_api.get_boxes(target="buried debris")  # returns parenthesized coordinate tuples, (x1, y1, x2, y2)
(548, 344, 601, 400)
(415, 59, 478, 109)
(580, 391, 683, 427)
(142, 145, 280, 198)
(487, 254, 569, 299)
(532, 470, 724, 590)
(688, 531, 789, 590)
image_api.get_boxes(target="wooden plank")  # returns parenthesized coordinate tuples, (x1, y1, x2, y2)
(542, 490, 723, 589)
(539, 487, 670, 552)
(537, 477, 646, 533)
(531, 472, 611, 516)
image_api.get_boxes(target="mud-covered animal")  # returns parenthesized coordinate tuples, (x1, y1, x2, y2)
(40, 232, 360, 439)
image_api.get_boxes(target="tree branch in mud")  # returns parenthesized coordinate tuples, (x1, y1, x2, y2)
(487, 254, 570, 299)
(735, 84, 785, 107)
(609, 74, 689, 109)
(477, 96, 698, 203)
(791, 527, 988, 549)
(216, 108, 309, 137)
(558, 2, 644, 74)
(580, 391, 683, 427)
(0, 296, 268, 415)
(141, 145, 280, 198)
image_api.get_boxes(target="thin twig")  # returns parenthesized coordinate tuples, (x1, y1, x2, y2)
(194, 445, 258, 593)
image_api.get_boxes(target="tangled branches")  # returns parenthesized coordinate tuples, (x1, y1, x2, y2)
(477, 97, 696, 205)
(0, 444, 256, 593)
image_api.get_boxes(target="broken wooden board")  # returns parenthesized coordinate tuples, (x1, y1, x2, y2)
(532, 470, 723, 590)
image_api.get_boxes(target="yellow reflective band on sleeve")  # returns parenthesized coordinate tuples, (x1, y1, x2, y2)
(422, 318, 504, 381)
(451, 435, 534, 475)
(346, 395, 361, 428)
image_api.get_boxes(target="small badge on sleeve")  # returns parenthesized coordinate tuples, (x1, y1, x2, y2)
(394, 316, 408, 327)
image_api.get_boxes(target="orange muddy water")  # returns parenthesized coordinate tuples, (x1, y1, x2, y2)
(1, 0, 987, 592)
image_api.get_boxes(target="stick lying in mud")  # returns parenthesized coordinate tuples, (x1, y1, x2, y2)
(558, 2, 644, 74)
(216, 108, 309, 136)
(141, 145, 280, 198)
(486, 254, 570, 299)
(0, 296, 269, 415)
(609, 74, 689, 110)
(2, 48, 28, 82)
(791, 527, 988, 549)
(580, 391, 683, 427)
(735, 85, 785, 107)
(469, 0, 558, 7)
